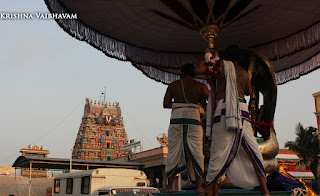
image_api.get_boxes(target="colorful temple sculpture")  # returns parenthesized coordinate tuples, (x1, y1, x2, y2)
(72, 98, 129, 161)
(157, 133, 168, 147)
(20, 145, 49, 177)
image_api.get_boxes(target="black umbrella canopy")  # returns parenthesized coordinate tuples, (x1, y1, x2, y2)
(45, 0, 320, 84)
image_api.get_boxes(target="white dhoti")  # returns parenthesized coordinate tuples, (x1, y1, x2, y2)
(206, 99, 266, 189)
(165, 103, 205, 182)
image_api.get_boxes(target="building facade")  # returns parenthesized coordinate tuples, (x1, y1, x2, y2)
(276, 149, 315, 188)
(72, 99, 129, 161)
(20, 145, 49, 177)
(313, 91, 320, 145)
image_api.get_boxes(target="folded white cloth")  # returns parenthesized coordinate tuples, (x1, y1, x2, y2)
(206, 90, 214, 138)
(224, 60, 242, 130)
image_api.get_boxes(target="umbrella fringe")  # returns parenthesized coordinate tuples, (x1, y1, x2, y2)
(133, 63, 209, 87)
(275, 51, 320, 85)
(45, 0, 320, 85)
(253, 21, 320, 61)
(45, 0, 202, 68)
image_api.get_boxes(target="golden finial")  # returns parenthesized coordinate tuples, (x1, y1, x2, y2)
(109, 103, 111, 107)
(200, 25, 219, 49)
(90, 100, 93, 104)
(94, 100, 97, 105)
(112, 103, 115, 107)
(98, 101, 101, 105)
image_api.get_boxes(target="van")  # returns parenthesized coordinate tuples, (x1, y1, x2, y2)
(53, 168, 158, 196)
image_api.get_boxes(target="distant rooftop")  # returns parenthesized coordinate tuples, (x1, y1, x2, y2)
(287, 171, 315, 179)
(12, 156, 143, 170)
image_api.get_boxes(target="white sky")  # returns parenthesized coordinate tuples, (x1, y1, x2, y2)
(0, 0, 319, 166)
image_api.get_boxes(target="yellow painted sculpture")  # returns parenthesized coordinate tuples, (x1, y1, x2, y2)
(157, 133, 168, 147)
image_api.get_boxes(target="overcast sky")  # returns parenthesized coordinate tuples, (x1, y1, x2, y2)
(0, 0, 319, 166)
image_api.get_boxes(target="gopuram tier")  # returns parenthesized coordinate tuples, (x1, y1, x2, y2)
(72, 98, 129, 161)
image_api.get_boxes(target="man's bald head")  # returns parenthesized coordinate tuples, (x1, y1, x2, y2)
(181, 63, 195, 78)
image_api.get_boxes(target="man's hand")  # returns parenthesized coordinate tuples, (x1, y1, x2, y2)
(195, 59, 208, 75)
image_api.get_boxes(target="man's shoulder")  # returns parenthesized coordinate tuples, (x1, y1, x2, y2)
(233, 62, 246, 71)
(167, 80, 180, 89)
(235, 64, 249, 76)
(169, 80, 180, 86)
(194, 80, 208, 89)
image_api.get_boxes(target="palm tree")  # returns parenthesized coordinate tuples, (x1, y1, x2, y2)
(285, 123, 319, 191)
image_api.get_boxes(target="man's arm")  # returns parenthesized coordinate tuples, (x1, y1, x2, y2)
(200, 84, 210, 109)
(163, 86, 173, 108)
(195, 59, 208, 75)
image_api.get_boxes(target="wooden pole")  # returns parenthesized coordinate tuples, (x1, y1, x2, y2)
(70, 149, 72, 172)
(29, 161, 32, 196)
(14, 167, 16, 195)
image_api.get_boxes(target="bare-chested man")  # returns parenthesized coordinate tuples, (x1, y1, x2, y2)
(164, 63, 210, 193)
(200, 46, 270, 196)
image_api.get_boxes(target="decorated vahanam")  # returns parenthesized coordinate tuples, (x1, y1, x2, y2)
(72, 99, 129, 161)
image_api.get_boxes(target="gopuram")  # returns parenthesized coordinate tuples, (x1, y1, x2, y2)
(72, 98, 129, 161)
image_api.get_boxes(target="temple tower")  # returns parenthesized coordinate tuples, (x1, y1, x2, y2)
(72, 98, 129, 161)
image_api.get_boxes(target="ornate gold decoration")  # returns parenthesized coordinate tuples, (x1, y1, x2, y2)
(200, 25, 219, 48)
(258, 131, 279, 159)
(250, 89, 257, 135)
(157, 133, 168, 146)
(248, 56, 256, 81)
(263, 158, 279, 174)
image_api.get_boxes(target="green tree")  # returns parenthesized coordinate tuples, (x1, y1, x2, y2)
(285, 123, 319, 191)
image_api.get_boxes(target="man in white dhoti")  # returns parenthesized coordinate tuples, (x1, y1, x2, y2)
(204, 46, 270, 196)
(163, 63, 210, 193)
